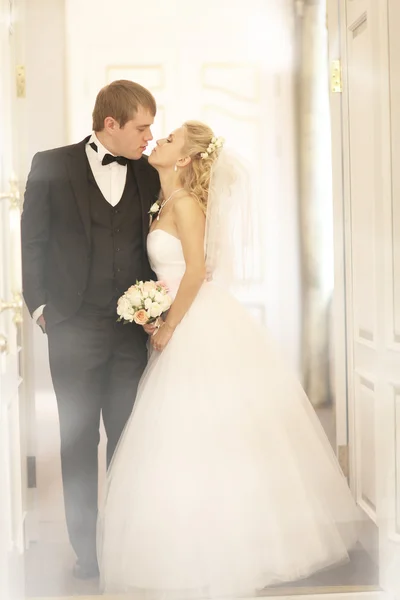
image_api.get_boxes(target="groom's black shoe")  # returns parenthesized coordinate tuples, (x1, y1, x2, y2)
(72, 560, 99, 580)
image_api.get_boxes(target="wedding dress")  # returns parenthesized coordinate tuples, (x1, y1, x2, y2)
(97, 227, 360, 599)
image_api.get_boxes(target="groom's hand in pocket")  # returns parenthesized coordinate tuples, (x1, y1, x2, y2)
(37, 314, 46, 334)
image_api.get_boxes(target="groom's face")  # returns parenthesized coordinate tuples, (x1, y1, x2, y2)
(114, 106, 154, 159)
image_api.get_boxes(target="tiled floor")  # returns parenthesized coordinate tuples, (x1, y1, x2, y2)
(24, 539, 379, 598)
(25, 538, 99, 597)
(29, 594, 385, 600)
(25, 395, 379, 598)
(28, 592, 384, 600)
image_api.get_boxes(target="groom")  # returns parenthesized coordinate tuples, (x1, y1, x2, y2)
(21, 80, 160, 578)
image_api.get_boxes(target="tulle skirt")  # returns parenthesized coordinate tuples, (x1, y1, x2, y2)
(97, 282, 360, 599)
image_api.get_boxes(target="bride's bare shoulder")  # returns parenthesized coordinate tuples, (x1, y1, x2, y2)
(173, 194, 205, 218)
(173, 195, 206, 236)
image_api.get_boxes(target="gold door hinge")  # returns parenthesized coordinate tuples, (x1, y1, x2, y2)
(338, 444, 349, 479)
(16, 65, 26, 98)
(331, 59, 342, 93)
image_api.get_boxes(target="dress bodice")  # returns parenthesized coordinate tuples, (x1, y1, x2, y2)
(147, 229, 186, 298)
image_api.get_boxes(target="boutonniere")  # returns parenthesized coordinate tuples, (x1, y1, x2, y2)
(149, 202, 160, 217)
(149, 202, 160, 226)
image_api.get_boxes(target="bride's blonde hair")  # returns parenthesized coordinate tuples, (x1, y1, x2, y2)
(178, 121, 222, 213)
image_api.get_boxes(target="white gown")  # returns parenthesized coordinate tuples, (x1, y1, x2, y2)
(98, 229, 360, 599)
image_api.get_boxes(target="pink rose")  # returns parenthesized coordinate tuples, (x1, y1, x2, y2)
(133, 309, 149, 325)
(157, 281, 169, 292)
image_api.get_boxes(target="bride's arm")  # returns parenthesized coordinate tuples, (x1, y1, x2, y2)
(151, 196, 206, 350)
(166, 196, 206, 328)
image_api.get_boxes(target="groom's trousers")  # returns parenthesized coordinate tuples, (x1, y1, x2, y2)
(46, 304, 148, 568)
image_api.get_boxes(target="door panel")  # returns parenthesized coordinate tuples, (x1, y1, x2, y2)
(336, 0, 400, 593)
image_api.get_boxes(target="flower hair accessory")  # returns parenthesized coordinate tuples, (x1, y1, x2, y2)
(200, 136, 225, 159)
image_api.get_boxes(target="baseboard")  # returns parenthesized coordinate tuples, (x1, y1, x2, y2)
(259, 585, 382, 596)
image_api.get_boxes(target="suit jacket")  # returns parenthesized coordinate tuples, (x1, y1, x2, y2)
(21, 136, 160, 326)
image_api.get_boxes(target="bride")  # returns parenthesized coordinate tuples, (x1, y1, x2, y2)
(97, 121, 360, 598)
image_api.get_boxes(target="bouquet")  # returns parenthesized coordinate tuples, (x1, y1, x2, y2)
(117, 280, 172, 325)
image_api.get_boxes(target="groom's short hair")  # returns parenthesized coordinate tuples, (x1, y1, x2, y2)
(92, 80, 157, 131)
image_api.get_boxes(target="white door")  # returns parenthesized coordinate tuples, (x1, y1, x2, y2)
(329, 0, 400, 594)
(0, 0, 27, 598)
(378, 0, 400, 595)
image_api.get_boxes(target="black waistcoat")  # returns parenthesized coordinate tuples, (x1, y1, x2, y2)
(83, 162, 144, 311)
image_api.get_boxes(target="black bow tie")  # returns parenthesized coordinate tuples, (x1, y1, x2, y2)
(90, 142, 128, 166)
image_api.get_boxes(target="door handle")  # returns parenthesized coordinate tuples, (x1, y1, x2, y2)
(0, 334, 8, 354)
(0, 175, 20, 209)
(0, 292, 23, 324)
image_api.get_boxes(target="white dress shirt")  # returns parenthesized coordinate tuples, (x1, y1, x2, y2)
(85, 132, 128, 207)
(32, 132, 128, 323)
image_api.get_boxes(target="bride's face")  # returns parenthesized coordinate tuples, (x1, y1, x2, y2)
(149, 126, 187, 170)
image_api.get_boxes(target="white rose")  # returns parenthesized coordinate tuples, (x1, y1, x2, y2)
(126, 290, 142, 307)
(150, 202, 159, 214)
(144, 297, 153, 310)
(117, 297, 134, 320)
(160, 295, 172, 311)
(149, 302, 163, 318)
(143, 281, 157, 293)
(154, 291, 164, 303)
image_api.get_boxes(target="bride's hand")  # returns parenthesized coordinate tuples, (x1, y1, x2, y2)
(151, 321, 175, 352)
(143, 321, 158, 335)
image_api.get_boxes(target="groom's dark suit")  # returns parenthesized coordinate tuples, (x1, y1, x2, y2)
(21, 136, 160, 570)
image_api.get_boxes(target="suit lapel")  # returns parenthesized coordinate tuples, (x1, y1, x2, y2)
(66, 137, 91, 244)
(132, 159, 159, 254)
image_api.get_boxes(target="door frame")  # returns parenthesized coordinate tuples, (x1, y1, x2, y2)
(327, 0, 380, 565)
(326, 0, 352, 479)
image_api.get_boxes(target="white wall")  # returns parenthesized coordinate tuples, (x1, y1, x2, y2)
(23, 0, 67, 164)
(64, 0, 302, 372)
